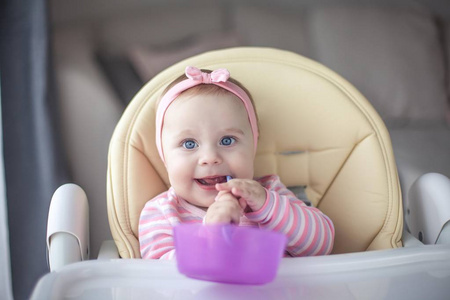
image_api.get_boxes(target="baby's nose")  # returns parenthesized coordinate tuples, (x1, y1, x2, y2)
(199, 147, 222, 165)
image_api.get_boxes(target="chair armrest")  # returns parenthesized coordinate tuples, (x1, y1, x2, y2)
(47, 184, 89, 271)
(402, 228, 424, 247)
(406, 173, 450, 244)
(436, 222, 450, 244)
(97, 240, 120, 260)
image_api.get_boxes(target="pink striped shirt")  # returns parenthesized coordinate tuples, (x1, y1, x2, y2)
(139, 175, 334, 259)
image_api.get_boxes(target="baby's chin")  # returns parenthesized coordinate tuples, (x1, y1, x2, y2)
(182, 194, 216, 211)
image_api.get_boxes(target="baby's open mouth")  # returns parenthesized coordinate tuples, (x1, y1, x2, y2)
(195, 176, 227, 186)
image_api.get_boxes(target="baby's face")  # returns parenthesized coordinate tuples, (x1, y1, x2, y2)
(161, 92, 255, 208)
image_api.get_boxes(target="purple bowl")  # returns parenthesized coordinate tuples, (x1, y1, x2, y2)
(173, 224, 287, 285)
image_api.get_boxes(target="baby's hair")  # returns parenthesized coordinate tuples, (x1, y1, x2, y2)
(158, 69, 260, 128)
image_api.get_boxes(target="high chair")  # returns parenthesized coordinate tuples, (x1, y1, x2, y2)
(35, 48, 450, 299)
(107, 46, 403, 257)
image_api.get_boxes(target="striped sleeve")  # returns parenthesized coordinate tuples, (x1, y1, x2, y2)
(246, 175, 335, 256)
(138, 193, 177, 260)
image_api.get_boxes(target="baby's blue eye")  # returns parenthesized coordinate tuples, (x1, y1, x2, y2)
(220, 137, 235, 146)
(182, 140, 198, 149)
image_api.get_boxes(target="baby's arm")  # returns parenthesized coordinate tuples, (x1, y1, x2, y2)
(249, 175, 335, 256)
(138, 196, 176, 260)
(217, 175, 335, 256)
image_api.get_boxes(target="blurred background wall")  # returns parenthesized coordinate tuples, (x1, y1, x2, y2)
(1, 0, 69, 299)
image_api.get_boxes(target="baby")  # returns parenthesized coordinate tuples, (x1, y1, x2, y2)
(139, 66, 335, 259)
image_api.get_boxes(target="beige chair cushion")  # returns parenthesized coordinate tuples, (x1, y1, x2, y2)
(107, 47, 403, 258)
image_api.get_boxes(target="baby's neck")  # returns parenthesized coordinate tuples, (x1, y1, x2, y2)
(190, 203, 208, 211)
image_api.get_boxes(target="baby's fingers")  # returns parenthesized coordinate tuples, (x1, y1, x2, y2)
(230, 186, 251, 199)
(238, 197, 247, 210)
(215, 190, 233, 202)
(215, 182, 231, 192)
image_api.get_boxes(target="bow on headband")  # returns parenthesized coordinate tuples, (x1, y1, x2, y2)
(185, 66, 230, 83)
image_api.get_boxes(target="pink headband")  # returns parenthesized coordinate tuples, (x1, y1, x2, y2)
(156, 66, 259, 162)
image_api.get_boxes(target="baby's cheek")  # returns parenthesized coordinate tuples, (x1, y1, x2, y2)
(237, 162, 255, 180)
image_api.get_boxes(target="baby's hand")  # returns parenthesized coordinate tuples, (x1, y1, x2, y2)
(204, 192, 242, 224)
(215, 179, 267, 212)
